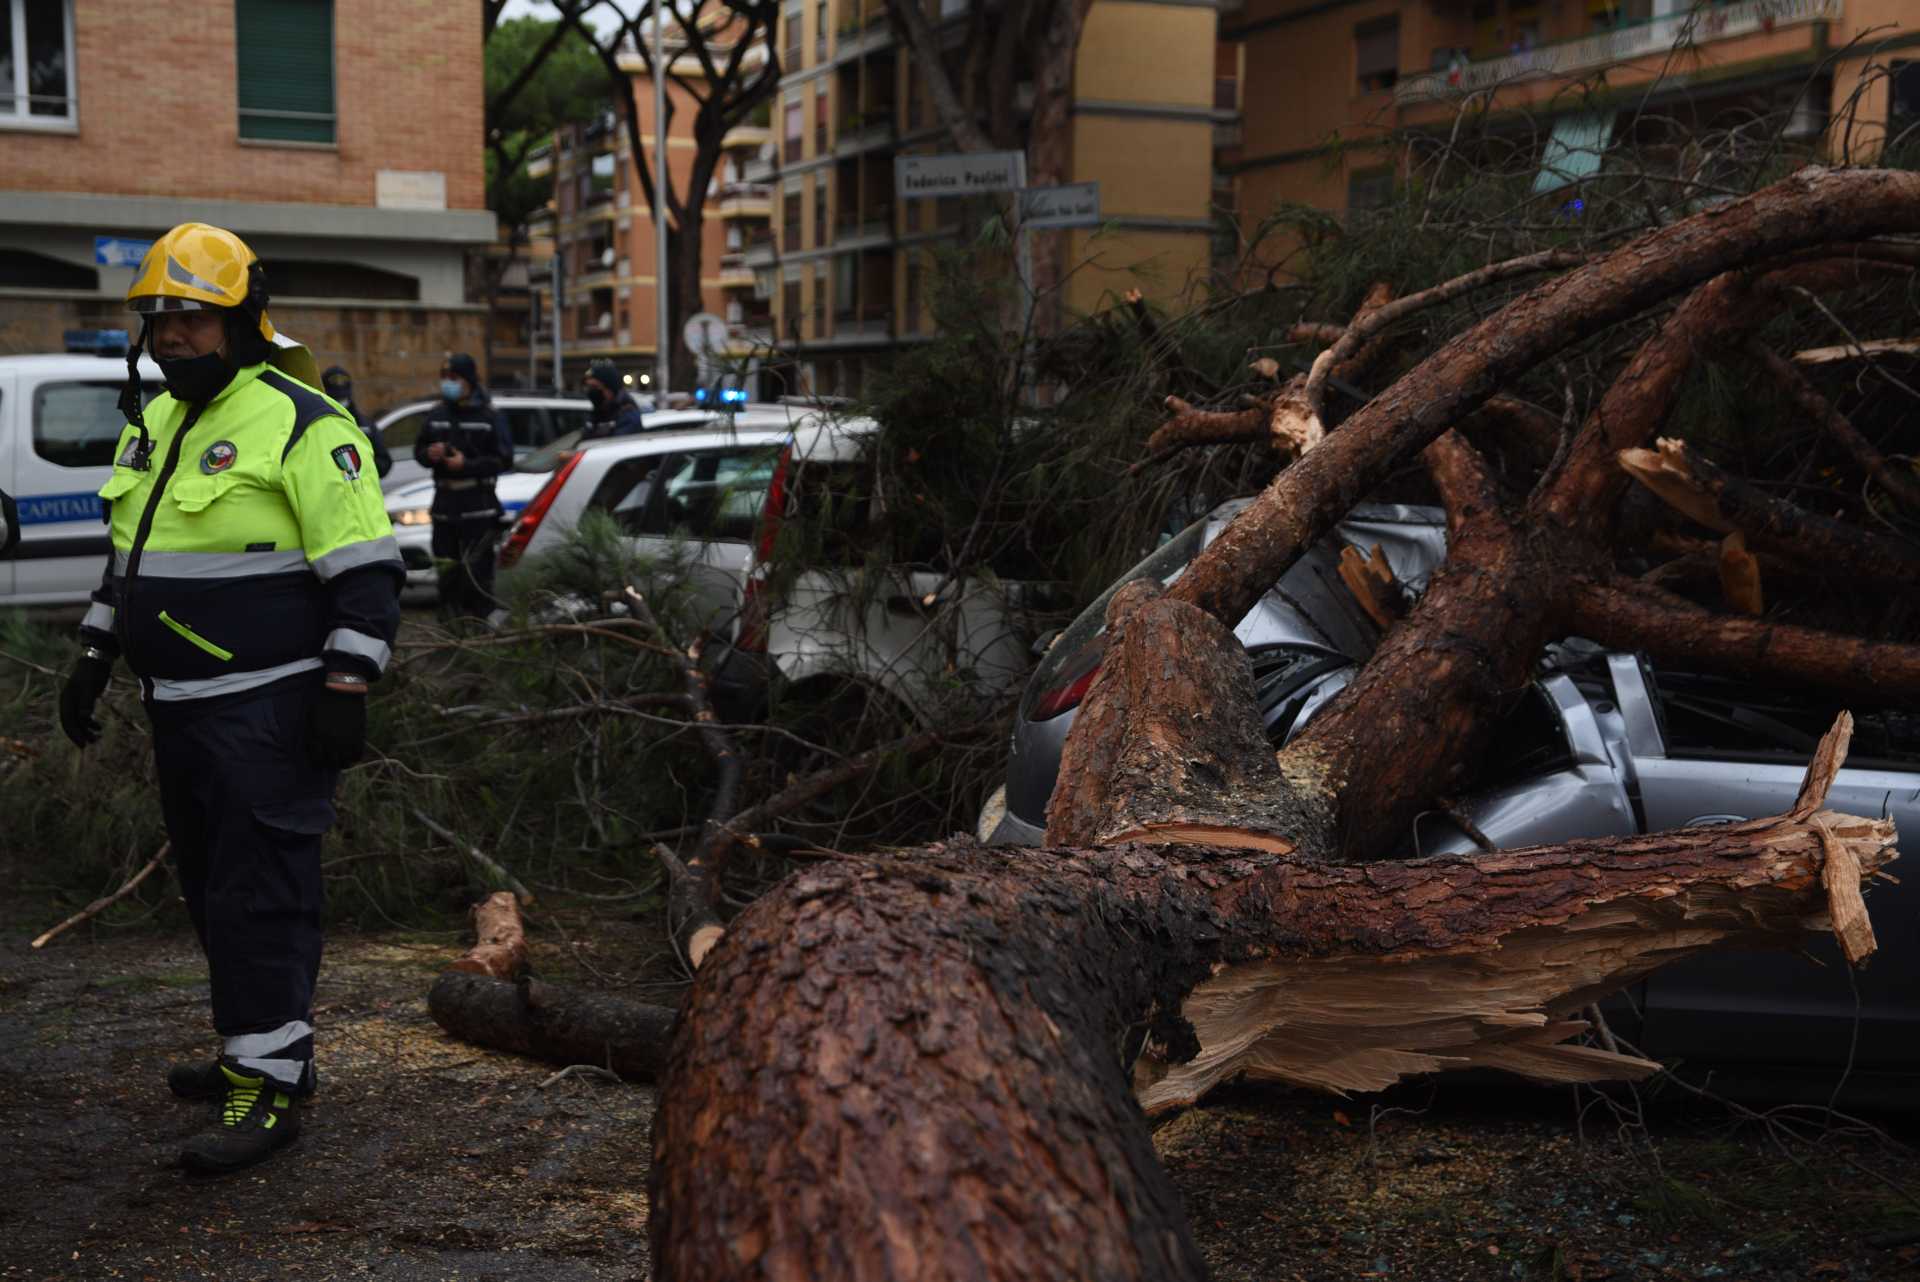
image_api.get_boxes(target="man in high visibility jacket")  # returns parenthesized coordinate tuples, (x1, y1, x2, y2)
(55, 222, 403, 1176)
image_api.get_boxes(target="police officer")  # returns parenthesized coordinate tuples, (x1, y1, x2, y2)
(319, 364, 393, 479)
(581, 358, 645, 439)
(415, 353, 514, 618)
(55, 222, 403, 1176)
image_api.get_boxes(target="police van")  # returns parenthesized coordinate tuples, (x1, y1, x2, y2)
(0, 332, 161, 607)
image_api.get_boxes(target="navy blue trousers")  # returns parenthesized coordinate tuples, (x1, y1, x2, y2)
(149, 678, 334, 1085)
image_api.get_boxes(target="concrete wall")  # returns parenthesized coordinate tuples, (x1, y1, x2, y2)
(0, 289, 486, 417)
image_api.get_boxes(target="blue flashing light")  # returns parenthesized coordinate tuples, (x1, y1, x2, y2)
(720, 388, 747, 405)
(1559, 197, 1586, 218)
(65, 328, 130, 356)
(695, 387, 710, 403)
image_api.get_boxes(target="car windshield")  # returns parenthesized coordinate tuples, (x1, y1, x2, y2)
(517, 431, 584, 474)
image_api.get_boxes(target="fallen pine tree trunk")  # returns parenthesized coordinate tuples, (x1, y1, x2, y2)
(650, 718, 1895, 1280)
(428, 971, 677, 1080)
(428, 891, 677, 1078)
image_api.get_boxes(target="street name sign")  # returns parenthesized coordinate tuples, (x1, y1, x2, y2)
(93, 236, 153, 269)
(894, 151, 1028, 199)
(1019, 182, 1101, 230)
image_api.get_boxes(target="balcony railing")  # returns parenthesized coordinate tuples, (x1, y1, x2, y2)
(1395, 0, 1841, 106)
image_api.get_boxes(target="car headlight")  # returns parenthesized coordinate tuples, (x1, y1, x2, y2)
(390, 507, 432, 526)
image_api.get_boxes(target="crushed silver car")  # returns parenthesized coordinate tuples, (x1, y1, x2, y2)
(982, 500, 1919, 1092)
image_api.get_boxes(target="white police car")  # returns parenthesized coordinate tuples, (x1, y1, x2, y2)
(0, 332, 162, 607)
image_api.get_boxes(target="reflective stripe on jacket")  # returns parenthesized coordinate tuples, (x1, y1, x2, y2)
(81, 363, 403, 700)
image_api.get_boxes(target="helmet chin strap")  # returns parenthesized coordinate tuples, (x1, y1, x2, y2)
(118, 320, 154, 470)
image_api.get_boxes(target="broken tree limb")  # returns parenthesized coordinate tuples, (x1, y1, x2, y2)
(428, 971, 676, 1080)
(1566, 576, 1920, 702)
(411, 808, 535, 907)
(1302, 250, 1588, 425)
(1746, 337, 1920, 513)
(1045, 583, 1306, 852)
(446, 891, 529, 981)
(651, 717, 1896, 1281)
(1338, 544, 1405, 630)
(30, 841, 170, 949)
(1618, 437, 1920, 589)
(653, 842, 726, 970)
(1171, 169, 1920, 633)
(1717, 531, 1765, 615)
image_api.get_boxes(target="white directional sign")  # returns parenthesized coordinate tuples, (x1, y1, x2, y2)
(1019, 182, 1101, 230)
(894, 151, 1028, 200)
(94, 236, 153, 268)
(682, 311, 728, 357)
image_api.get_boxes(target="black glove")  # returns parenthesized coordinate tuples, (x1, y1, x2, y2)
(307, 683, 369, 768)
(59, 652, 112, 748)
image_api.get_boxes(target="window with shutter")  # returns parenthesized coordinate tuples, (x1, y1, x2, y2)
(235, 0, 335, 144)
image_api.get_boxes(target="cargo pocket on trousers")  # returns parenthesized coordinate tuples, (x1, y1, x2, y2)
(247, 798, 335, 916)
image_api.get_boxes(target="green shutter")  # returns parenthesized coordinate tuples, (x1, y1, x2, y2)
(236, 0, 335, 144)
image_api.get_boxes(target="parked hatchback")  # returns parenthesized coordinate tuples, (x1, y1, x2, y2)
(980, 499, 1919, 1094)
(500, 404, 1050, 727)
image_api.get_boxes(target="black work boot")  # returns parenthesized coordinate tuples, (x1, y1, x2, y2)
(178, 1063, 301, 1175)
(170, 1058, 316, 1100)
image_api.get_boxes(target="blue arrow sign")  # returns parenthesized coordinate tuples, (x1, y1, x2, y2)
(94, 235, 153, 269)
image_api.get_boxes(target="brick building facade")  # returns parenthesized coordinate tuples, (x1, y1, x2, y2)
(0, 0, 495, 413)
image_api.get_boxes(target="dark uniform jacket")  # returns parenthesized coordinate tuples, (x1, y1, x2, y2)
(582, 398, 646, 440)
(414, 392, 515, 525)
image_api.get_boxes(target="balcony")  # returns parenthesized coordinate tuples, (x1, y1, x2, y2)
(834, 209, 894, 249)
(835, 112, 896, 157)
(723, 123, 772, 150)
(832, 12, 892, 63)
(831, 306, 893, 340)
(742, 152, 777, 183)
(1395, 0, 1841, 107)
(714, 182, 775, 217)
(743, 235, 779, 268)
(718, 253, 758, 289)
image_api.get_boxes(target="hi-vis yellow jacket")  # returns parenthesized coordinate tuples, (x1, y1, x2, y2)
(79, 363, 403, 702)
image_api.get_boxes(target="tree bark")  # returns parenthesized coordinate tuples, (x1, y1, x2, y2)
(429, 972, 676, 1079)
(1566, 576, 1920, 703)
(651, 778, 1895, 1280)
(447, 891, 529, 981)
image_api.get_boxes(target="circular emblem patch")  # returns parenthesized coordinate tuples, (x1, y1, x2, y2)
(200, 441, 237, 475)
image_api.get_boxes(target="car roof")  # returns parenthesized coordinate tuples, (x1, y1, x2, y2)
(0, 353, 162, 377)
(376, 395, 590, 423)
(568, 420, 794, 457)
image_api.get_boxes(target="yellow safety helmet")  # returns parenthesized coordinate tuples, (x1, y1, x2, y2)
(124, 222, 321, 386)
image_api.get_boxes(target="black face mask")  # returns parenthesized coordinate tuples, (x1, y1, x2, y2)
(588, 386, 611, 410)
(325, 381, 353, 405)
(158, 351, 236, 404)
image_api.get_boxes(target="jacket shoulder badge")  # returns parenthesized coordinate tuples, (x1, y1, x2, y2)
(330, 443, 364, 482)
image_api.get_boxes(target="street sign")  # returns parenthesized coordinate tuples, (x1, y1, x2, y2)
(1019, 182, 1101, 230)
(682, 311, 728, 357)
(894, 151, 1028, 200)
(93, 236, 153, 269)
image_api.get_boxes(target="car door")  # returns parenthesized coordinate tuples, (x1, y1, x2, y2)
(10, 374, 159, 605)
(1612, 656, 1920, 1072)
(596, 443, 778, 636)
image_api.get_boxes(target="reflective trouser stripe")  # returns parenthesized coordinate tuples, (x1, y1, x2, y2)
(225, 1020, 313, 1058)
(113, 548, 311, 578)
(81, 601, 115, 633)
(146, 657, 323, 702)
(226, 1021, 314, 1090)
(311, 535, 405, 582)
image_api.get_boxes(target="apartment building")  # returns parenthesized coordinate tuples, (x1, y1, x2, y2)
(532, 34, 775, 394)
(0, 0, 495, 411)
(1220, 0, 1916, 230)
(763, 0, 1227, 396)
